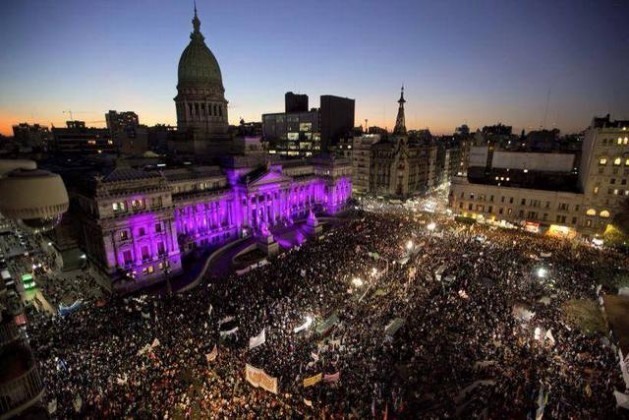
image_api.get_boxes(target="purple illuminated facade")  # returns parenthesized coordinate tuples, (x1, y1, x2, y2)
(75, 159, 351, 291)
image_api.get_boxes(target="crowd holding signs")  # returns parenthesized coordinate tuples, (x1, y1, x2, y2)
(23, 208, 629, 418)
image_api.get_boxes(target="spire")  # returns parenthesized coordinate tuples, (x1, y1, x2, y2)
(393, 85, 407, 136)
(191, 1, 204, 41)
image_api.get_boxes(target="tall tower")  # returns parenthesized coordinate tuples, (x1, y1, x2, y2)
(393, 85, 407, 136)
(174, 6, 230, 154)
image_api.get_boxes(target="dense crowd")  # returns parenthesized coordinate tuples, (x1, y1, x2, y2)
(26, 209, 629, 418)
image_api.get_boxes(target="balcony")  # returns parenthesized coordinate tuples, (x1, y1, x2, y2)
(0, 344, 45, 419)
(0, 322, 20, 348)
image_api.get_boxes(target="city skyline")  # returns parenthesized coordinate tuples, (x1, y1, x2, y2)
(1, 0, 628, 136)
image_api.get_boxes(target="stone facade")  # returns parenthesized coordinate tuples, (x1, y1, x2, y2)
(449, 115, 629, 236)
(75, 159, 352, 291)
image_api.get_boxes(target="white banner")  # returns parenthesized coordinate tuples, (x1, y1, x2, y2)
(220, 327, 239, 337)
(219, 316, 235, 326)
(245, 364, 278, 394)
(249, 328, 266, 349)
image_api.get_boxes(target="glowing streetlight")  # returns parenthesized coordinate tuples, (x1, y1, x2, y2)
(406, 240, 413, 250)
(352, 277, 364, 287)
(427, 222, 437, 231)
(537, 268, 547, 278)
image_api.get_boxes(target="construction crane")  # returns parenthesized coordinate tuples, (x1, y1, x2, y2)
(62, 110, 74, 121)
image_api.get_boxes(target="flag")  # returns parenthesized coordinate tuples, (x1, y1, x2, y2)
(544, 329, 556, 347)
(384, 318, 405, 336)
(303, 373, 323, 388)
(206, 345, 218, 362)
(73, 394, 83, 413)
(294, 316, 313, 333)
(249, 328, 266, 349)
(614, 390, 629, 409)
(47, 398, 57, 415)
(116, 373, 128, 385)
(323, 371, 340, 383)
(620, 349, 629, 389)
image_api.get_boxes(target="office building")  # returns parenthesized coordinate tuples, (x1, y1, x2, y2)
(285, 92, 308, 113)
(51, 121, 116, 155)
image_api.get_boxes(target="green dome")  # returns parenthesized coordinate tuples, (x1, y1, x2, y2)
(177, 12, 223, 90)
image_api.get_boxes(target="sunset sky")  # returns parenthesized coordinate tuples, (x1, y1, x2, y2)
(1, 0, 628, 136)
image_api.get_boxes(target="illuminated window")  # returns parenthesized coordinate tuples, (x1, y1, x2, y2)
(600, 210, 610, 218)
(586, 209, 596, 216)
(618, 137, 623, 145)
(624, 137, 628, 145)
(626, 158, 629, 166)
(88, 140, 96, 145)
(147, 265, 154, 274)
(614, 189, 619, 195)
(593, 186, 599, 194)
(107, 140, 113, 145)
(614, 157, 622, 166)
(120, 230, 129, 240)
(599, 158, 607, 165)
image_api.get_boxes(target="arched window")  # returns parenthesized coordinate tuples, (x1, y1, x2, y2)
(586, 208, 596, 216)
(600, 210, 610, 218)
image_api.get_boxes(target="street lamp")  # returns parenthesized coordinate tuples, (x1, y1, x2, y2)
(352, 277, 363, 287)
(537, 268, 547, 279)
(162, 255, 172, 297)
(427, 222, 437, 231)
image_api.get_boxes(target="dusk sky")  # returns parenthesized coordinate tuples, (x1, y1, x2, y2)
(1, 0, 628, 136)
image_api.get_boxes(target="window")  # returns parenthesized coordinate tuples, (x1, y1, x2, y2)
(488, 206, 493, 213)
(509, 197, 514, 204)
(157, 242, 166, 256)
(599, 158, 607, 165)
(141, 246, 150, 261)
(586, 208, 596, 216)
(507, 208, 512, 215)
(593, 186, 600, 194)
(558, 203, 569, 211)
(155, 223, 162, 233)
(499, 208, 503, 215)
(468, 203, 473, 211)
(120, 230, 129, 240)
(614, 189, 619, 195)
(543, 213, 548, 221)
(113, 202, 126, 212)
(521, 198, 526, 205)
(147, 265, 154, 274)
(459, 202, 463, 209)
(614, 157, 622, 166)
(600, 210, 610, 218)
(139, 227, 146, 236)
(586, 219, 592, 227)
(123, 250, 133, 265)
(571, 217, 577, 225)
(618, 137, 623, 145)
(501, 196, 505, 203)
(575, 205, 580, 212)
(611, 178, 616, 184)
(626, 158, 629, 166)
(556, 215, 566, 223)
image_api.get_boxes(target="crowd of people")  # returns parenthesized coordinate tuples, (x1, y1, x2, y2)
(25, 208, 629, 418)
